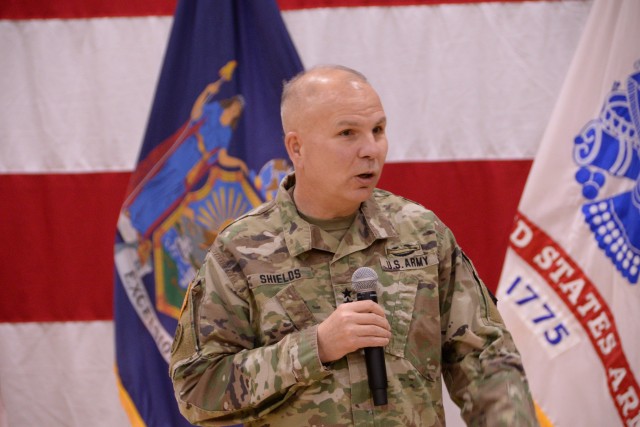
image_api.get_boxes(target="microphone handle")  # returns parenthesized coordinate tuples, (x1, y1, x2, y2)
(356, 290, 388, 406)
(364, 346, 388, 406)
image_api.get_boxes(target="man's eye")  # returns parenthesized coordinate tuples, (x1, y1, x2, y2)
(339, 129, 353, 136)
(373, 126, 385, 134)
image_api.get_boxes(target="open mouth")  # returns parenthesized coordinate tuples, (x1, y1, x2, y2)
(357, 172, 375, 179)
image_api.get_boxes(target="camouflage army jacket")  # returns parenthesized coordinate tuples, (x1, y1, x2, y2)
(170, 174, 538, 427)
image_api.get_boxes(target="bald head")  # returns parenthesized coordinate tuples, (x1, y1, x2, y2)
(280, 65, 372, 133)
(278, 64, 387, 219)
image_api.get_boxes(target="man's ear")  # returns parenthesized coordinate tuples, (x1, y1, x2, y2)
(284, 132, 302, 165)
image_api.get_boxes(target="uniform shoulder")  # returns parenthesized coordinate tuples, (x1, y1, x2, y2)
(372, 188, 436, 218)
(372, 188, 453, 237)
(217, 197, 279, 239)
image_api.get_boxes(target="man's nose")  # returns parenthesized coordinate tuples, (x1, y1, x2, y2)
(359, 133, 383, 158)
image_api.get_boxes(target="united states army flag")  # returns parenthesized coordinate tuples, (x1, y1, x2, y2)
(497, 1, 640, 426)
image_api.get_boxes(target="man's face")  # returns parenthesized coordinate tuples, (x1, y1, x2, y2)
(288, 78, 388, 218)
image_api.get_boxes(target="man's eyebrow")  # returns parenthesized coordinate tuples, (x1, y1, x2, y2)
(336, 117, 387, 127)
(335, 119, 359, 127)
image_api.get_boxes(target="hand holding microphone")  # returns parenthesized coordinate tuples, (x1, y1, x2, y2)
(316, 267, 389, 406)
(351, 267, 388, 406)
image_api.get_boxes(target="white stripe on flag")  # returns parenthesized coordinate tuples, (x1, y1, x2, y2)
(0, 2, 590, 174)
(283, 1, 591, 162)
(0, 17, 171, 173)
(0, 321, 128, 427)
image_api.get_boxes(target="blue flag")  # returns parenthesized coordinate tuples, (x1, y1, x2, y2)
(113, 1, 303, 425)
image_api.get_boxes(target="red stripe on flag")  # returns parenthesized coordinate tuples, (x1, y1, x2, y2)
(1, 160, 529, 322)
(0, 0, 177, 19)
(378, 160, 532, 291)
(0, 173, 130, 323)
(508, 212, 640, 425)
(0, 0, 550, 19)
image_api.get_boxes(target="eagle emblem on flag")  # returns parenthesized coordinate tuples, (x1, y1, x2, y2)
(573, 63, 640, 284)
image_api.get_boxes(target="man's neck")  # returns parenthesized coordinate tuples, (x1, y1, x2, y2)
(291, 184, 359, 220)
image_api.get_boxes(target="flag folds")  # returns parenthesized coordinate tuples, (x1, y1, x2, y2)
(0, 1, 594, 425)
(113, 1, 303, 425)
(497, 1, 640, 425)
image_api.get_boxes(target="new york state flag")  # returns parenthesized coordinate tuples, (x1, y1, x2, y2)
(113, 1, 303, 425)
(497, 1, 640, 426)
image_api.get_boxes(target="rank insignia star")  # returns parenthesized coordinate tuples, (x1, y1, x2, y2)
(342, 288, 353, 303)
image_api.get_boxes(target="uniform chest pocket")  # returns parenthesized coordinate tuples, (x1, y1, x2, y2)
(247, 267, 316, 345)
(377, 250, 439, 359)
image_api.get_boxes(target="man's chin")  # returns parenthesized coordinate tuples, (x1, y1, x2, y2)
(352, 186, 376, 202)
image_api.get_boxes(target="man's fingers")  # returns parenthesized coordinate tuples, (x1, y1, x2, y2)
(338, 301, 388, 322)
(346, 300, 384, 314)
(352, 312, 391, 331)
(354, 323, 392, 339)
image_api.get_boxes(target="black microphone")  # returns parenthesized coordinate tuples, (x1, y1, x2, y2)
(351, 266, 388, 406)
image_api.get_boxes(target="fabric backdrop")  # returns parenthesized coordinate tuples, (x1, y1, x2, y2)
(0, 1, 593, 426)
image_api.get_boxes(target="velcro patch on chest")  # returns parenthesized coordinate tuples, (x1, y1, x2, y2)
(379, 251, 438, 271)
(385, 242, 422, 257)
(247, 267, 312, 288)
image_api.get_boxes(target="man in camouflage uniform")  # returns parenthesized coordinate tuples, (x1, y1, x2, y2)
(169, 65, 538, 426)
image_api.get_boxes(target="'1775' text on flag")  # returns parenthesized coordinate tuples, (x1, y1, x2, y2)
(497, 1, 640, 425)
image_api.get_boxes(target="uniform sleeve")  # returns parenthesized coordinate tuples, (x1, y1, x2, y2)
(436, 225, 539, 427)
(169, 247, 330, 426)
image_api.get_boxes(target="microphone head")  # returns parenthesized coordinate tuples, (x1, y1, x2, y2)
(351, 267, 378, 293)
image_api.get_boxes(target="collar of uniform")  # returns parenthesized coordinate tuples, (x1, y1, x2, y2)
(276, 173, 314, 257)
(359, 190, 397, 240)
(330, 190, 398, 260)
(276, 173, 398, 258)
